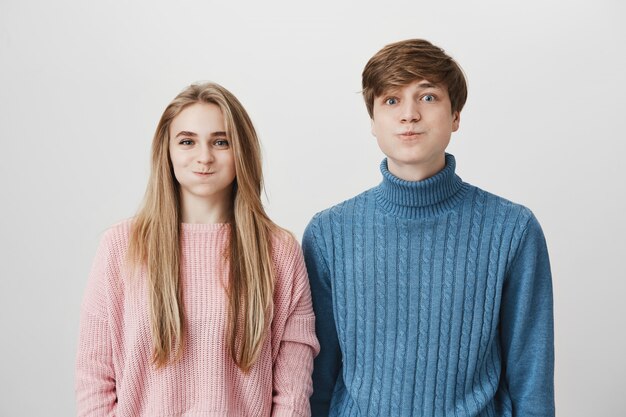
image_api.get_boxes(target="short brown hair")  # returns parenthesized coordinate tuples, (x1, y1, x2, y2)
(362, 39, 468, 118)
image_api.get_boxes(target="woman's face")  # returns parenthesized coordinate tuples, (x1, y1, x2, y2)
(168, 102, 236, 205)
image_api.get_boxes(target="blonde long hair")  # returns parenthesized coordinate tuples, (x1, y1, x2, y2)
(128, 82, 278, 371)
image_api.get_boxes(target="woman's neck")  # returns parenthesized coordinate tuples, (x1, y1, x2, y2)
(179, 190, 232, 224)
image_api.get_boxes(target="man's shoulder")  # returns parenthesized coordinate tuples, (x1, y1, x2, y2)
(307, 187, 376, 227)
(466, 182, 536, 228)
(302, 188, 376, 262)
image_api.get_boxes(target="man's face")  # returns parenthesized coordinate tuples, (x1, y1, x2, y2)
(371, 79, 460, 181)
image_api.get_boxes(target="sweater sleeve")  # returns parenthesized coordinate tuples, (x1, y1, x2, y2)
(302, 216, 342, 417)
(272, 237, 321, 417)
(75, 232, 117, 417)
(499, 213, 555, 417)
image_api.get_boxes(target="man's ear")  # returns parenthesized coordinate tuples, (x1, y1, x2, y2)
(452, 111, 461, 132)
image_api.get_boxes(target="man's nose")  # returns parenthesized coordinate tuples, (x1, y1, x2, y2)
(400, 101, 420, 123)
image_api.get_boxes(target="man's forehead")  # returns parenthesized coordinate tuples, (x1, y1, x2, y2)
(380, 79, 445, 95)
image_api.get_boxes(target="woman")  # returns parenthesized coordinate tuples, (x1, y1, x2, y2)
(76, 82, 319, 416)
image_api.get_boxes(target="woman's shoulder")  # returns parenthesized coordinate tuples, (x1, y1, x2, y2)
(270, 227, 302, 259)
(101, 217, 134, 241)
(95, 218, 135, 260)
(269, 227, 308, 285)
(84, 219, 135, 308)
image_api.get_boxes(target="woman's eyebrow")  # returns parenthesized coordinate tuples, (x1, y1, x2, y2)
(175, 130, 197, 138)
(174, 131, 227, 138)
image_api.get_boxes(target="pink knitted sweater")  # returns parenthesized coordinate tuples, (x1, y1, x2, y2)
(76, 220, 320, 416)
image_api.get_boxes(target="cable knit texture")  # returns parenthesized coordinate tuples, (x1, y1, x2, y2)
(76, 221, 320, 417)
(303, 154, 554, 417)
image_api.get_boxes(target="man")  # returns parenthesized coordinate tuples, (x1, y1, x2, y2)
(302, 39, 554, 416)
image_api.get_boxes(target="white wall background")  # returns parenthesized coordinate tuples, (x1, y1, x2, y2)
(1, 0, 624, 415)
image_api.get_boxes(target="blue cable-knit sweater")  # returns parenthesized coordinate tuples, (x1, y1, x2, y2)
(302, 154, 554, 417)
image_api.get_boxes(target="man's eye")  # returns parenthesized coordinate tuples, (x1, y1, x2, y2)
(422, 94, 436, 102)
(385, 97, 398, 105)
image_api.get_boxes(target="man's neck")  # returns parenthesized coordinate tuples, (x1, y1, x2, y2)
(387, 154, 446, 182)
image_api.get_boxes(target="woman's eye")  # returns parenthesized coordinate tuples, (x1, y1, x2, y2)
(385, 97, 398, 105)
(179, 139, 193, 145)
(422, 94, 436, 102)
(215, 139, 229, 147)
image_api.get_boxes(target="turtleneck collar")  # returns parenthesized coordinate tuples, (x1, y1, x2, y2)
(374, 153, 469, 219)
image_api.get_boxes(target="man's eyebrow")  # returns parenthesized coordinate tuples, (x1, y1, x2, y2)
(415, 81, 441, 90)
